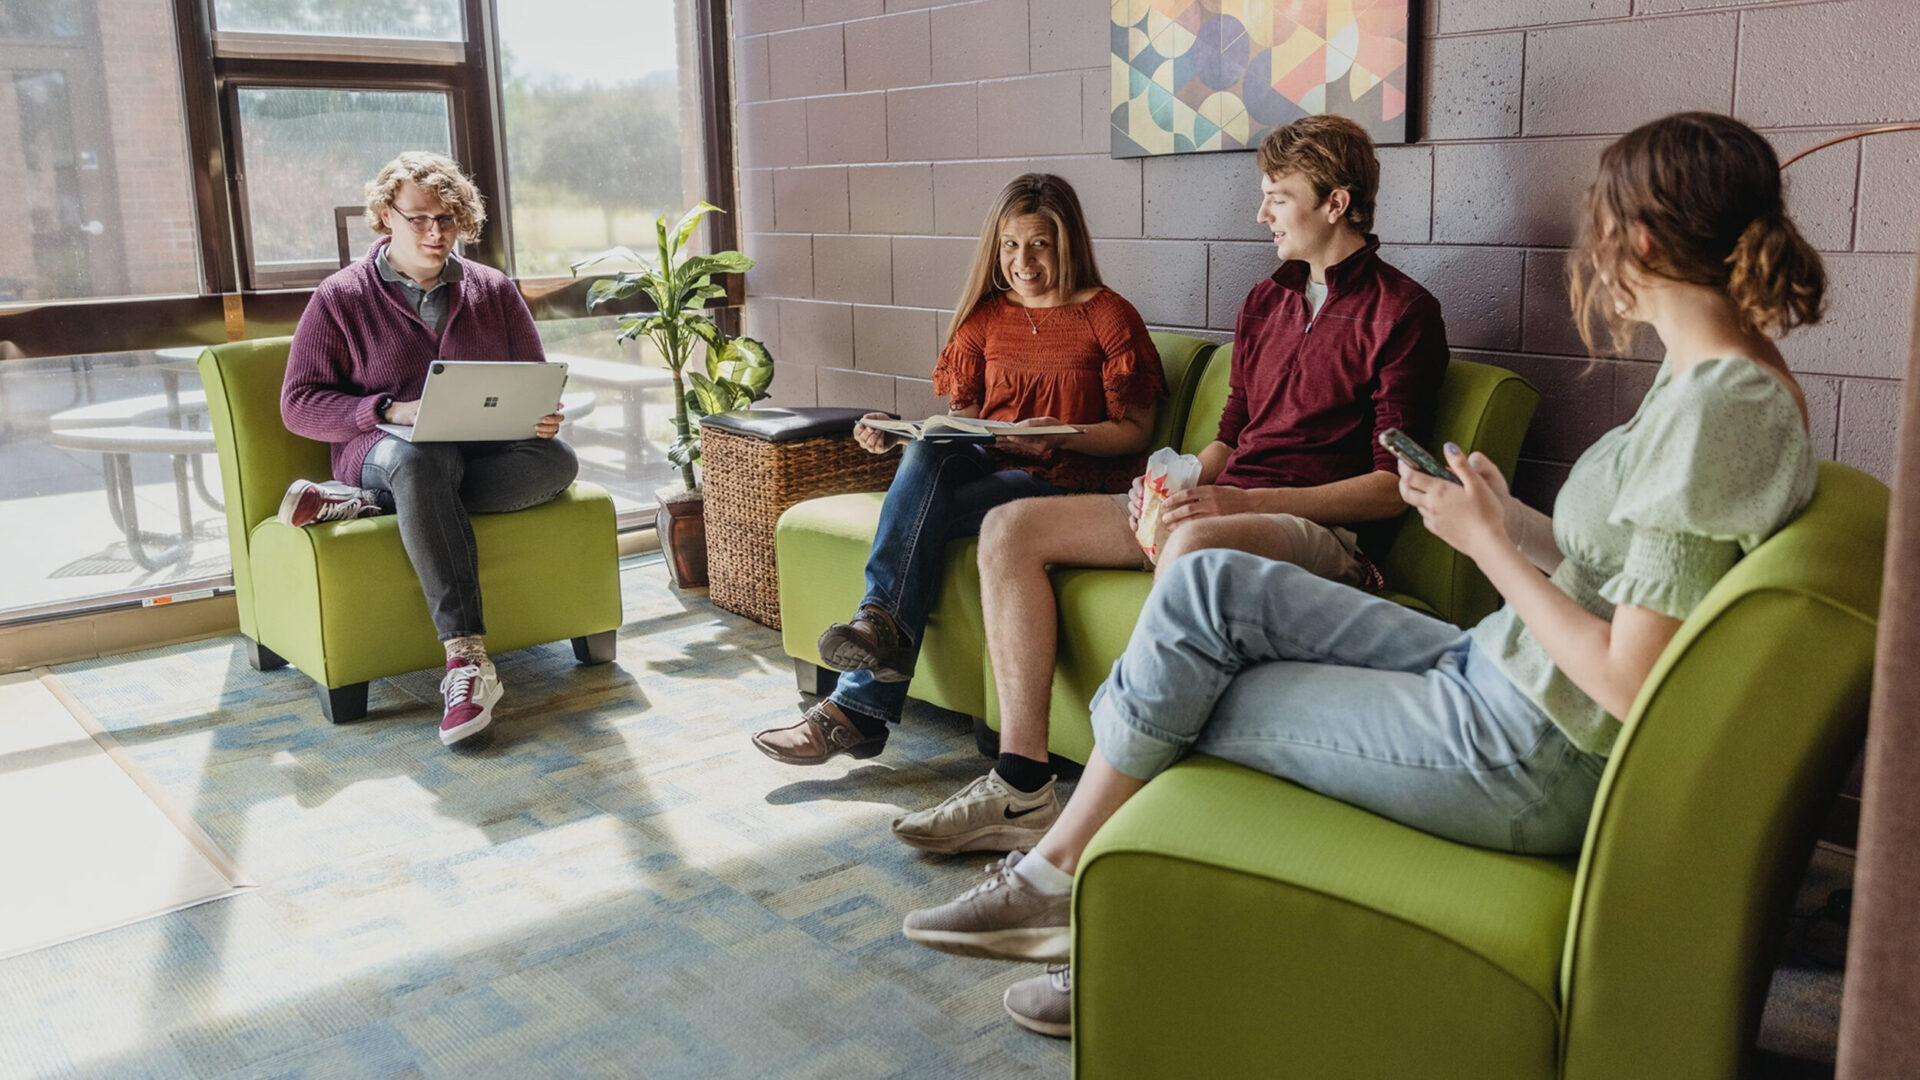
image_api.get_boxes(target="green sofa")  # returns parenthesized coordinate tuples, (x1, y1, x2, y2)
(197, 337, 624, 722)
(1073, 462, 1886, 1078)
(774, 331, 1541, 761)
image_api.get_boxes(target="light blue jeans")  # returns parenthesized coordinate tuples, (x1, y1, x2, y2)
(1089, 550, 1608, 854)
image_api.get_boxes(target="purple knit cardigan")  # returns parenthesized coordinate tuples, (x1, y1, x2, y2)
(281, 239, 547, 484)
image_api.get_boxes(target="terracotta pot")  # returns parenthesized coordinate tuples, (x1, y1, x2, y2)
(654, 487, 708, 589)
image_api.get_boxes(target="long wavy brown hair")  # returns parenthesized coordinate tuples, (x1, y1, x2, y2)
(946, 174, 1102, 345)
(1569, 112, 1825, 354)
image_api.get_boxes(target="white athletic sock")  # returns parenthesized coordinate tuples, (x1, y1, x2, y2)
(1013, 850, 1073, 896)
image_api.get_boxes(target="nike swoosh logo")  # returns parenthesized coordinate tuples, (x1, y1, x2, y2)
(1004, 805, 1047, 820)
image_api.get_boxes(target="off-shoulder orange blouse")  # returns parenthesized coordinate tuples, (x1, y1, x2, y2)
(930, 288, 1165, 493)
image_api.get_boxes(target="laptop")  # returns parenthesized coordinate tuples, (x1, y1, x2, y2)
(378, 361, 570, 442)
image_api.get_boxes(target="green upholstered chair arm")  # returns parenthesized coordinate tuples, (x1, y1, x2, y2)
(1144, 331, 1215, 454)
(1377, 358, 1540, 626)
(1558, 462, 1886, 1079)
(1179, 341, 1234, 457)
(198, 336, 329, 639)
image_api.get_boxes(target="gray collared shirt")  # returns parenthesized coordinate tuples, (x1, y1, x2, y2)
(376, 246, 464, 335)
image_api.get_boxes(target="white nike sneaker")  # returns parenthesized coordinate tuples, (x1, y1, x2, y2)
(892, 769, 1060, 854)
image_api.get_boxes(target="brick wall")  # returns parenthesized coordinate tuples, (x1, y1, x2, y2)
(733, 0, 1915, 503)
(99, 0, 200, 297)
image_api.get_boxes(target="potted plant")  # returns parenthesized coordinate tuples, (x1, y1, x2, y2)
(572, 203, 774, 588)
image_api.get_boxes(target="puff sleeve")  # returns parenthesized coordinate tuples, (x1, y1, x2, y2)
(1088, 291, 1165, 422)
(931, 306, 989, 411)
(1597, 357, 1817, 620)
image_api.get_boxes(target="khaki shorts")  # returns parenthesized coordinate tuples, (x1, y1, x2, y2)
(1110, 494, 1368, 585)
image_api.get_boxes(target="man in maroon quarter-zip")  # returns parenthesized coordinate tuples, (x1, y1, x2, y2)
(884, 114, 1452, 863)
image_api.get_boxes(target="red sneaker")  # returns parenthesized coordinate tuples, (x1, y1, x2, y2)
(439, 658, 502, 746)
(277, 479, 382, 528)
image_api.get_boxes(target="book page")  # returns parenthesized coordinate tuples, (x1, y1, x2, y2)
(859, 418, 922, 437)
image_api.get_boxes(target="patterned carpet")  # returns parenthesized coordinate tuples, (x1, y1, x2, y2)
(0, 558, 1070, 1079)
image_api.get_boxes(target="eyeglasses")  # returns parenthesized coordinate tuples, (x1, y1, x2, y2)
(392, 209, 457, 236)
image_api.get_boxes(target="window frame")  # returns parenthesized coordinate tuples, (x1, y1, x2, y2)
(222, 76, 469, 290)
(0, 0, 737, 353)
(0, 0, 738, 628)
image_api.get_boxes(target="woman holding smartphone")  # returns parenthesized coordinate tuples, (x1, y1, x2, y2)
(752, 173, 1164, 767)
(901, 112, 1824, 1038)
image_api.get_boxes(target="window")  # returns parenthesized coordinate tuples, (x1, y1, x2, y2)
(233, 86, 454, 286)
(0, 0, 200, 302)
(211, 0, 463, 41)
(497, 0, 707, 275)
(0, 0, 735, 626)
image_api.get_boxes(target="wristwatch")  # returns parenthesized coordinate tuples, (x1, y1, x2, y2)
(375, 394, 394, 422)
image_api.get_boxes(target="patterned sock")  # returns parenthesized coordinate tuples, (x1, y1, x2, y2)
(1012, 850, 1073, 896)
(997, 753, 1052, 793)
(443, 635, 488, 667)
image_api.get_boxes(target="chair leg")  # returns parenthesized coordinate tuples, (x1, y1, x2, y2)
(246, 637, 288, 671)
(572, 630, 617, 664)
(794, 658, 837, 697)
(318, 682, 369, 724)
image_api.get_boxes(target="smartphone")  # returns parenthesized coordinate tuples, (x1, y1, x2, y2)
(1379, 428, 1461, 485)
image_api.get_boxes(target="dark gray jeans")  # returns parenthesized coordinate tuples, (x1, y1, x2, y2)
(360, 436, 578, 640)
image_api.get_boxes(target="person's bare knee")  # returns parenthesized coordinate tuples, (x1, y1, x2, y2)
(1155, 515, 1295, 577)
(979, 500, 1053, 577)
(982, 495, 1131, 568)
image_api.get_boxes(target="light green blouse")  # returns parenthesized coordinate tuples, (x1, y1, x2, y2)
(1469, 355, 1818, 755)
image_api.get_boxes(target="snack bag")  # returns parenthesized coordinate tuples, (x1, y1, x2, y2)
(1133, 447, 1202, 563)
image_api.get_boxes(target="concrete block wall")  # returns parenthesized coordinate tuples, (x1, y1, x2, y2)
(732, 0, 1916, 503)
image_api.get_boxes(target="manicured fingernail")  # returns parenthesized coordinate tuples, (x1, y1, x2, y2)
(1444, 442, 1461, 456)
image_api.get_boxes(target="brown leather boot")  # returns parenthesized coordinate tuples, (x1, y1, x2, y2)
(816, 605, 916, 683)
(752, 700, 888, 765)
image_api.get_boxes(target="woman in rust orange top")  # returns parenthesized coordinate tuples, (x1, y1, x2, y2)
(753, 173, 1165, 766)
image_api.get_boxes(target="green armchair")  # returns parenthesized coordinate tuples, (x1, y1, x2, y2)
(1072, 462, 1886, 1079)
(197, 337, 624, 722)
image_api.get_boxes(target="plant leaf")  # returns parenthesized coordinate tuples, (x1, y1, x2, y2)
(568, 245, 651, 275)
(683, 282, 728, 307)
(685, 370, 724, 418)
(617, 313, 667, 343)
(679, 252, 753, 283)
(667, 432, 701, 468)
(670, 202, 721, 261)
(682, 314, 721, 347)
(586, 275, 643, 311)
(709, 336, 775, 394)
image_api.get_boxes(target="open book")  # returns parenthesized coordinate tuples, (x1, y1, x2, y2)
(858, 415, 1081, 443)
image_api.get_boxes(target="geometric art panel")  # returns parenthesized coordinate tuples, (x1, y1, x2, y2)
(1111, 0, 1413, 157)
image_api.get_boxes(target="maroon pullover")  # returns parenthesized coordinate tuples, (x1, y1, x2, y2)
(1216, 235, 1449, 491)
(281, 239, 546, 484)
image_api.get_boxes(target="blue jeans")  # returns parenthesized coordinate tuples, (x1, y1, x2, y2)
(1089, 550, 1608, 854)
(360, 435, 579, 640)
(831, 440, 1059, 723)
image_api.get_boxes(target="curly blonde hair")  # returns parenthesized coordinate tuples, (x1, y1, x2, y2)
(364, 150, 486, 242)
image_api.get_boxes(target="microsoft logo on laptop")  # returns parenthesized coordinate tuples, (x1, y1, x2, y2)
(483, 396, 499, 407)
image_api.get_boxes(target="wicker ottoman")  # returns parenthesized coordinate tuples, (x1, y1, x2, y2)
(700, 408, 899, 628)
